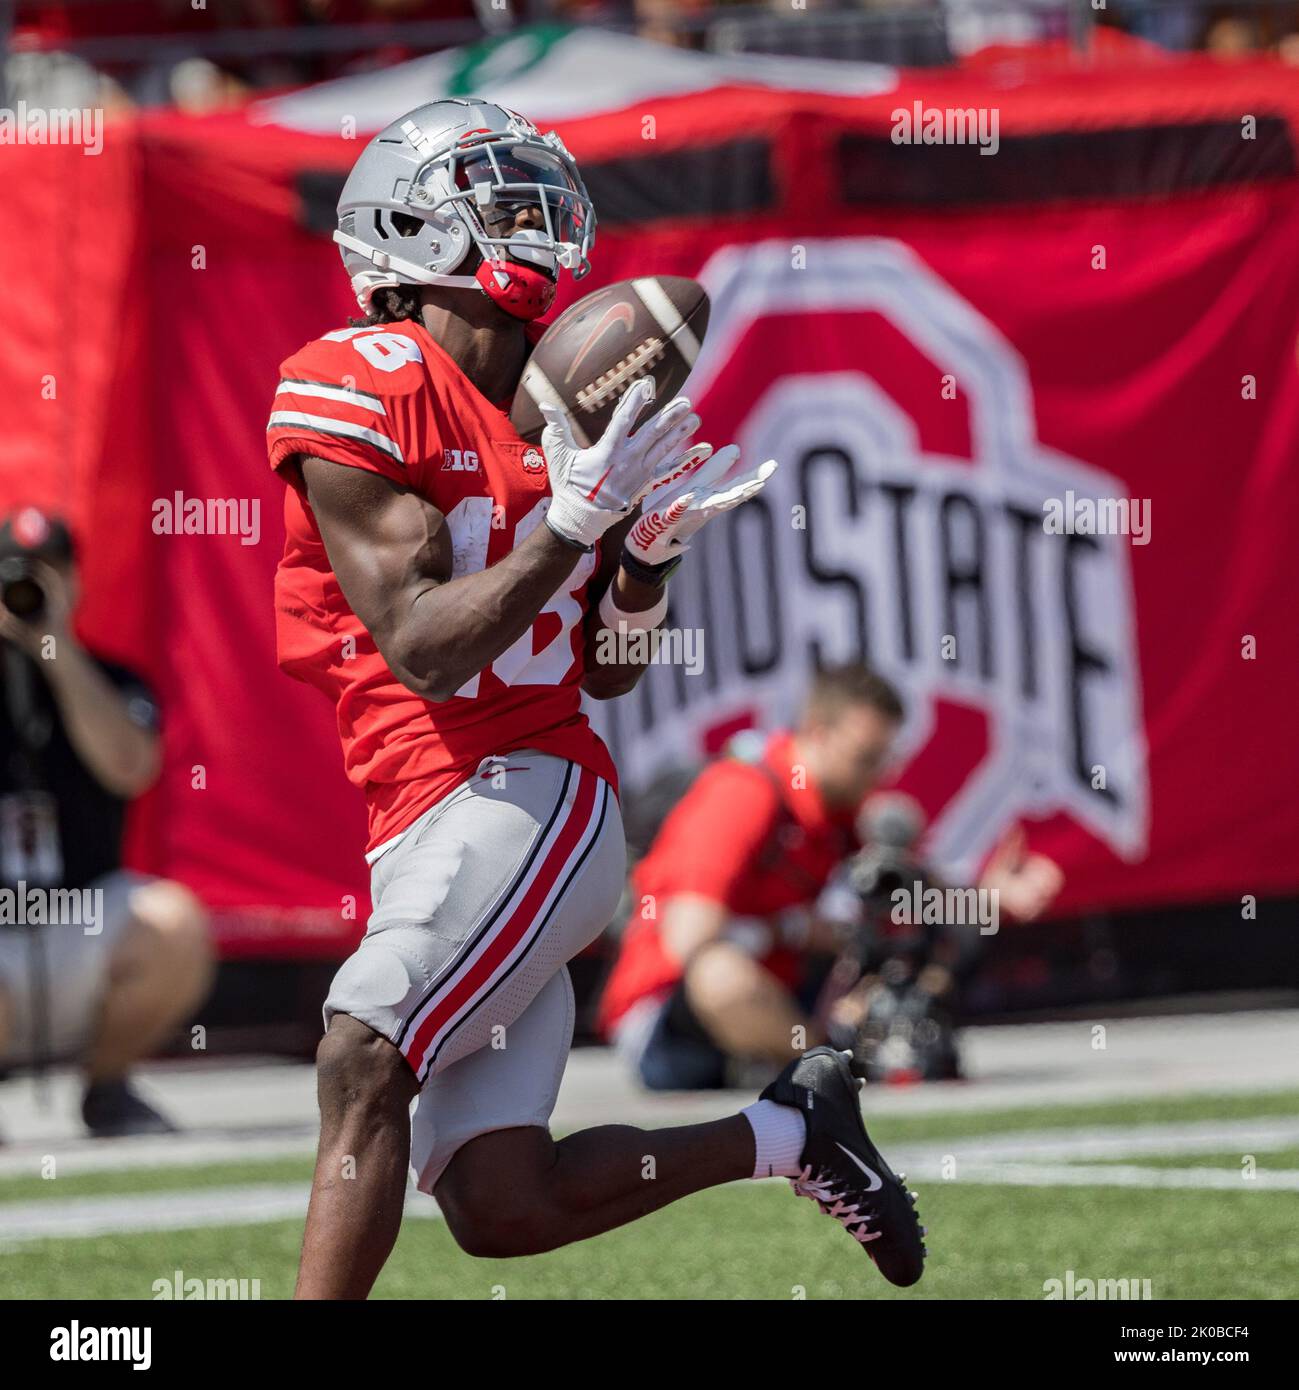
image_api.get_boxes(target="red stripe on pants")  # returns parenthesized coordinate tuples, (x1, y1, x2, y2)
(403, 767, 598, 1074)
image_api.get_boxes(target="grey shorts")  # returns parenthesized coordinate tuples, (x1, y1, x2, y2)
(0, 869, 146, 1068)
(325, 753, 625, 1193)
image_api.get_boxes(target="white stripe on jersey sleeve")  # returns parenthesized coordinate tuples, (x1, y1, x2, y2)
(267, 411, 405, 464)
(275, 379, 387, 415)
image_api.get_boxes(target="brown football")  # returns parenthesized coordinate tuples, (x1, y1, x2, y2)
(510, 275, 709, 446)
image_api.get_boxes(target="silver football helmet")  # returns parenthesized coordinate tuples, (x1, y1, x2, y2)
(333, 98, 596, 319)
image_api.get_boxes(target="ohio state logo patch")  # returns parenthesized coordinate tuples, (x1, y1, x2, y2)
(495, 441, 549, 482)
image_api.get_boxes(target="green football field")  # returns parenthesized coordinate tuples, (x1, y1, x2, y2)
(3, 1087, 1298, 1300)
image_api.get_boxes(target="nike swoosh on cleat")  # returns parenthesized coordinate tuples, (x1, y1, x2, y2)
(834, 1142, 883, 1191)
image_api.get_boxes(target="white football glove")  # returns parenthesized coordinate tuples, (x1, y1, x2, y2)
(625, 442, 778, 567)
(541, 378, 701, 550)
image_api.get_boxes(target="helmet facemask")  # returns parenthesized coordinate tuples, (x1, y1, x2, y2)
(440, 140, 594, 277)
(412, 134, 593, 317)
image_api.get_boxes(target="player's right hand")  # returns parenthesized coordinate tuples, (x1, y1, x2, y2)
(540, 378, 700, 549)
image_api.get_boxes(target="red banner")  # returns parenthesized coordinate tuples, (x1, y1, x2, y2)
(3, 54, 1298, 954)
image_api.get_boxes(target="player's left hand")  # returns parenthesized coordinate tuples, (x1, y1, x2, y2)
(624, 443, 777, 568)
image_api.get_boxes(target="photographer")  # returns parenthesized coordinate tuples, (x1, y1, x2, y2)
(823, 810, 1062, 1080)
(598, 663, 1062, 1090)
(0, 508, 213, 1136)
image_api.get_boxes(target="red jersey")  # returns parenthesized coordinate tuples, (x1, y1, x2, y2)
(597, 731, 858, 1035)
(267, 319, 617, 852)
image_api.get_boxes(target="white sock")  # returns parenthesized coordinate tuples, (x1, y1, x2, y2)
(741, 1098, 807, 1179)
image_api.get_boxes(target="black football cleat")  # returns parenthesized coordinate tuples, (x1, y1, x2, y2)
(761, 1046, 926, 1286)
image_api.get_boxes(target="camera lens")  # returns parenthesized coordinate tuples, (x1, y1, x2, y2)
(0, 557, 45, 619)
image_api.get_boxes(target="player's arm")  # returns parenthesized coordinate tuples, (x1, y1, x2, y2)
(294, 378, 699, 702)
(299, 458, 584, 702)
(579, 512, 664, 700)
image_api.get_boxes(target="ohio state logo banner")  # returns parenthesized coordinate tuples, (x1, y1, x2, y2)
(590, 210, 1299, 916)
(5, 74, 1297, 952)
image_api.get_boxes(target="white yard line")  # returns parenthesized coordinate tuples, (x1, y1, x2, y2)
(4, 1116, 1299, 1245)
(0, 1184, 441, 1246)
(0, 1130, 317, 1181)
(2, 1156, 1291, 1247)
(5, 1111, 1296, 1184)
(897, 1162, 1299, 1191)
(893, 1117, 1299, 1167)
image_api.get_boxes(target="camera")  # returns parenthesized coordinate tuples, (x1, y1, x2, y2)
(839, 795, 963, 1083)
(0, 509, 74, 623)
(0, 555, 47, 620)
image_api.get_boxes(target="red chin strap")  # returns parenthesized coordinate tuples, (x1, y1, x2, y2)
(475, 257, 556, 321)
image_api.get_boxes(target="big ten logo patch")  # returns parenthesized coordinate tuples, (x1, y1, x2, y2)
(442, 447, 480, 472)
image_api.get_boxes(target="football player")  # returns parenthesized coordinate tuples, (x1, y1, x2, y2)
(268, 99, 924, 1297)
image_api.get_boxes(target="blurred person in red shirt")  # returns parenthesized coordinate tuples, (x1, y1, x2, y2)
(599, 663, 1062, 1089)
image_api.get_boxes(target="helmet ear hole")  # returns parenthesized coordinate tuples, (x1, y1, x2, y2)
(373, 209, 423, 240)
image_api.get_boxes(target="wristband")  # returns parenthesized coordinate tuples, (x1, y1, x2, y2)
(619, 547, 683, 587)
(598, 583, 669, 633)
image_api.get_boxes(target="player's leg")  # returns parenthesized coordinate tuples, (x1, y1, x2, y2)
(296, 1013, 419, 1299)
(426, 897, 924, 1281)
(416, 961, 763, 1256)
(437, 1117, 760, 1259)
(437, 1047, 925, 1286)
(297, 752, 624, 1298)
(416, 763, 805, 1257)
